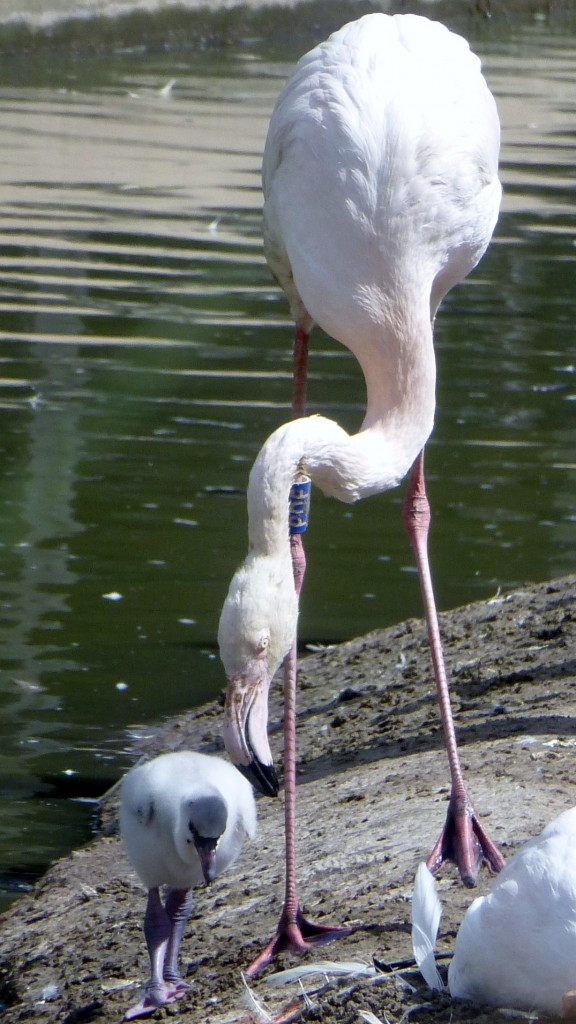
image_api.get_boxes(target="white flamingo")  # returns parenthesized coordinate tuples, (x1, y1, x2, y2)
(219, 12, 504, 975)
(120, 751, 256, 1018)
(413, 808, 576, 1016)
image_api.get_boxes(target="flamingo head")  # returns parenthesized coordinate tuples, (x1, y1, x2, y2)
(218, 551, 298, 797)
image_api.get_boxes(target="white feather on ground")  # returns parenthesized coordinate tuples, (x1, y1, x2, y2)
(411, 863, 445, 993)
(264, 961, 378, 986)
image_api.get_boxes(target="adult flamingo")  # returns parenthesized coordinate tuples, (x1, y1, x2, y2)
(218, 12, 505, 974)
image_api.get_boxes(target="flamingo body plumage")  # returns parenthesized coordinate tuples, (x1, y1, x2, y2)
(263, 13, 500, 413)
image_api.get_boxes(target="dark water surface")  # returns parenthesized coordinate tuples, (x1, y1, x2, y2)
(0, 4, 574, 905)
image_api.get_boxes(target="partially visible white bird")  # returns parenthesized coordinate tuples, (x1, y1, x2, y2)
(120, 751, 257, 1019)
(412, 808, 576, 1016)
(219, 10, 503, 975)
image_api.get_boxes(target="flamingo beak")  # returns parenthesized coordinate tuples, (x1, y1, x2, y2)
(223, 664, 279, 798)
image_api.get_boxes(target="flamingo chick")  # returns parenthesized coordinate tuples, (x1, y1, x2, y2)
(219, 11, 504, 973)
(448, 807, 576, 1015)
(120, 751, 256, 1019)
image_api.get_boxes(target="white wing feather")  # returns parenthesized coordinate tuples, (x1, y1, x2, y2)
(411, 863, 446, 992)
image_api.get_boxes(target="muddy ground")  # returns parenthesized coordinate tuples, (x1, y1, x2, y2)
(0, 574, 574, 1024)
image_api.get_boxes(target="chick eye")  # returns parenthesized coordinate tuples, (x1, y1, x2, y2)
(258, 636, 269, 654)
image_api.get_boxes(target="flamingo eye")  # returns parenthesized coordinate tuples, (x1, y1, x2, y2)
(258, 636, 270, 654)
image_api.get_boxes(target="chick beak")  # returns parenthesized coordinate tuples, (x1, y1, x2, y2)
(194, 836, 219, 885)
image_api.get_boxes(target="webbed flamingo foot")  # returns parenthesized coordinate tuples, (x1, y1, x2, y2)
(124, 979, 189, 1020)
(245, 904, 354, 977)
(427, 789, 505, 886)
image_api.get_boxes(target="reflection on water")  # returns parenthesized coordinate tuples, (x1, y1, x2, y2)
(0, 10, 574, 906)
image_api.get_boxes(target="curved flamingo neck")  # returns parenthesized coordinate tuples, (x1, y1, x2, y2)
(247, 411, 431, 559)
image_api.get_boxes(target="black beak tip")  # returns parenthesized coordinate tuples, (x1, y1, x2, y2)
(237, 759, 279, 798)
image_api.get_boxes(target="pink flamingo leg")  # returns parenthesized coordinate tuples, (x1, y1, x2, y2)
(246, 325, 354, 977)
(292, 324, 309, 418)
(403, 450, 504, 885)
(246, 532, 353, 977)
